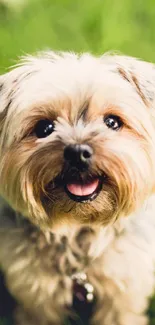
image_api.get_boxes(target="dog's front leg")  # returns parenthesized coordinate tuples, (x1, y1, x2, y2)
(0, 226, 75, 325)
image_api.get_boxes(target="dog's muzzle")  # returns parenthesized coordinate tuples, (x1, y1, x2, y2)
(63, 144, 103, 203)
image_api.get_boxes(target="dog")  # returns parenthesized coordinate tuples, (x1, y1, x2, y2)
(0, 51, 155, 325)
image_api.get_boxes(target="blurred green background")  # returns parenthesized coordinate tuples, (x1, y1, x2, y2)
(0, 0, 155, 74)
(1, 0, 155, 324)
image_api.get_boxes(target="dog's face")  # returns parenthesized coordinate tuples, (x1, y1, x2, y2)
(0, 52, 155, 230)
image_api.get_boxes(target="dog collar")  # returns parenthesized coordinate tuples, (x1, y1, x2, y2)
(72, 272, 94, 303)
(68, 272, 96, 324)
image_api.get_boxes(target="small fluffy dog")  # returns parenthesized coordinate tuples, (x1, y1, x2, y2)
(0, 52, 155, 325)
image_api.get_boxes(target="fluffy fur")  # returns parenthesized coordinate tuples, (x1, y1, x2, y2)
(0, 51, 155, 324)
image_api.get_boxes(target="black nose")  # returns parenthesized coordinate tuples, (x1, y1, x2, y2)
(64, 144, 93, 170)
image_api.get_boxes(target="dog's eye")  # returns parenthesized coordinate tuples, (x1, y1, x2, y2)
(34, 120, 55, 138)
(104, 115, 123, 131)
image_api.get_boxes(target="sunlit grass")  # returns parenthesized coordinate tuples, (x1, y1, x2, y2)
(0, 0, 155, 73)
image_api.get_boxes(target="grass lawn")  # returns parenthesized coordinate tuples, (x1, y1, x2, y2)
(0, 0, 155, 323)
(1, 0, 155, 72)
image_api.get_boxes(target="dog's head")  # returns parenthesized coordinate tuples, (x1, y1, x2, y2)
(0, 52, 155, 230)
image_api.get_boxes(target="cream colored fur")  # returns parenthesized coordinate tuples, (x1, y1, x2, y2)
(0, 52, 155, 324)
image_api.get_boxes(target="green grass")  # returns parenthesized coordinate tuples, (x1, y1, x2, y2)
(0, 0, 155, 73)
(1, 0, 155, 323)
(148, 296, 155, 325)
(0, 319, 12, 325)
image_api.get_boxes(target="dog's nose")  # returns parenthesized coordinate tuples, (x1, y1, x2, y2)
(64, 144, 93, 170)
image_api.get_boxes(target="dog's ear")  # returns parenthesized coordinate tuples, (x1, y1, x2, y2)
(0, 73, 14, 139)
(117, 57, 155, 107)
(104, 55, 155, 107)
(0, 77, 4, 93)
(0, 75, 6, 123)
(0, 75, 8, 129)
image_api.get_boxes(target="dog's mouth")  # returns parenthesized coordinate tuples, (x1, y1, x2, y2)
(46, 169, 104, 204)
(64, 177, 103, 203)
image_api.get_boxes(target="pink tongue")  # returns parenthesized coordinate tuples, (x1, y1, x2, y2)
(67, 178, 99, 196)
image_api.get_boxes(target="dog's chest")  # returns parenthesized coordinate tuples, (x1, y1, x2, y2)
(26, 225, 98, 323)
